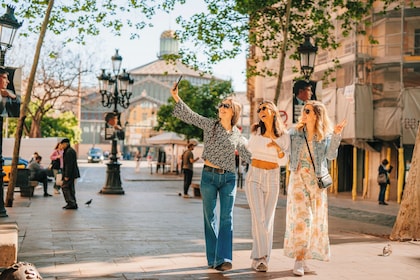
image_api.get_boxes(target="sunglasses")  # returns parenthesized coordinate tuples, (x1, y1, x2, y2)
(257, 106, 268, 113)
(218, 103, 232, 109)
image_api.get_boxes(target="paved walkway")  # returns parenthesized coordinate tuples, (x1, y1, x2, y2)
(1, 160, 419, 279)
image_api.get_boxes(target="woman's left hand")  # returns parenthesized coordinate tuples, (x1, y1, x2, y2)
(334, 119, 347, 134)
(267, 139, 284, 158)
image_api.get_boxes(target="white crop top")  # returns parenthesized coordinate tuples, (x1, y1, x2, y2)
(247, 130, 290, 164)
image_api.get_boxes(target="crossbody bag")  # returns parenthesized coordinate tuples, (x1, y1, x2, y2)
(303, 131, 333, 189)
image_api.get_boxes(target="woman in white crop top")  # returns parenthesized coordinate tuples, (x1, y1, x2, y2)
(245, 100, 290, 272)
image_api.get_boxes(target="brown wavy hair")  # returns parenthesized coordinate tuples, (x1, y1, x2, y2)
(251, 100, 287, 137)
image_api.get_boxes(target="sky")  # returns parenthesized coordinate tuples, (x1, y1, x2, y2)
(89, 1, 247, 92)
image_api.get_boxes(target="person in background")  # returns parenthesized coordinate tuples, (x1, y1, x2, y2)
(293, 80, 313, 123)
(378, 159, 393, 205)
(170, 84, 251, 272)
(105, 112, 122, 130)
(245, 100, 290, 272)
(29, 151, 39, 163)
(105, 112, 124, 140)
(135, 149, 142, 172)
(181, 143, 199, 198)
(28, 155, 52, 197)
(50, 142, 64, 194)
(60, 138, 80, 210)
(284, 100, 346, 276)
(0, 67, 20, 117)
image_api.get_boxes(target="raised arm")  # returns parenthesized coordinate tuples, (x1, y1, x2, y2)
(171, 82, 180, 103)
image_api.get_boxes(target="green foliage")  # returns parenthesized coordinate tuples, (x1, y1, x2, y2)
(6, 0, 160, 44)
(173, 0, 406, 78)
(4, 0, 409, 76)
(155, 79, 233, 141)
(39, 111, 82, 143)
(6, 109, 81, 143)
(3, 118, 18, 137)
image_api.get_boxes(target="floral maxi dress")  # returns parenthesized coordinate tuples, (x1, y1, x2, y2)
(283, 141, 330, 261)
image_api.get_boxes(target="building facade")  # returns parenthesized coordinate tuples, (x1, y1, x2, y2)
(250, 1, 420, 202)
(79, 30, 250, 160)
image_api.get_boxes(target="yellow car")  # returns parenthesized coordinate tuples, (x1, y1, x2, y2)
(3, 157, 28, 184)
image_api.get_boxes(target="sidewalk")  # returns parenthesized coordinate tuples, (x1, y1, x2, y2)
(1, 160, 419, 279)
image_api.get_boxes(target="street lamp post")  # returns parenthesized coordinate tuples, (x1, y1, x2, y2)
(298, 34, 318, 81)
(0, 5, 22, 218)
(97, 49, 133, 195)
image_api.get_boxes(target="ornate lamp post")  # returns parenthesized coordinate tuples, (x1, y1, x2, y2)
(298, 34, 318, 81)
(0, 5, 22, 218)
(97, 49, 133, 194)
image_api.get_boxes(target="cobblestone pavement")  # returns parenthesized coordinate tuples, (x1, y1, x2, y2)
(1, 160, 419, 280)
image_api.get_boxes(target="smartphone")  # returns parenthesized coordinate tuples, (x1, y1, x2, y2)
(173, 75, 183, 90)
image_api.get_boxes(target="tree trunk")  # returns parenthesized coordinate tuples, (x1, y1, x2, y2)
(273, 0, 292, 105)
(29, 116, 42, 138)
(6, 0, 55, 207)
(390, 125, 420, 241)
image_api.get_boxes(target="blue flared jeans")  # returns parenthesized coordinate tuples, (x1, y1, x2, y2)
(200, 168, 237, 268)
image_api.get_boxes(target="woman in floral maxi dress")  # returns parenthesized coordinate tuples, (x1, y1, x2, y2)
(284, 100, 346, 276)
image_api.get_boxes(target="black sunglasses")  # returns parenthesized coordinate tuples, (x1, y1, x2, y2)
(257, 106, 268, 113)
(218, 103, 232, 109)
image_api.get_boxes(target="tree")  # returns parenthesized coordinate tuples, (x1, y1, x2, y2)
(390, 125, 420, 241)
(4, 0, 168, 207)
(154, 79, 233, 141)
(6, 0, 55, 207)
(172, 0, 409, 104)
(26, 47, 92, 137)
(5, 110, 80, 141)
(9, 0, 160, 44)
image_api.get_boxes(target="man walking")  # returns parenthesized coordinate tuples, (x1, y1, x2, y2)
(60, 138, 80, 210)
(181, 143, 199, 198)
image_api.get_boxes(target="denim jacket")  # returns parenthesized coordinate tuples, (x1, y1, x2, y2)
(288, 127, 342, 177)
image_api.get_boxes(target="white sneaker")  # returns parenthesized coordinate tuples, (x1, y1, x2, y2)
(252, 258, 267, 272)
(303, 260, 311, 273)
(293, 260, 304, 276)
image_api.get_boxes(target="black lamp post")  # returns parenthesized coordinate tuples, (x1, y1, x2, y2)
(0, 5, 22, 218)
(298, 35, 318, 81)
(97, 49, 133, 195)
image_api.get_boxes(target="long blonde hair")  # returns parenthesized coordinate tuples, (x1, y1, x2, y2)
(297, 100, 333, 141)
(221, 97, 241, 126)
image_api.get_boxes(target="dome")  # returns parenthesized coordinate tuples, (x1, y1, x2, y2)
(160, 30, 175, 39)
(159, 30, 179, 58)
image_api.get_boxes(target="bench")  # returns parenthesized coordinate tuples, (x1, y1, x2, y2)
(14, 169, 35, 197)
(0, 222, 18, 267)
(149, 162, 171, 174)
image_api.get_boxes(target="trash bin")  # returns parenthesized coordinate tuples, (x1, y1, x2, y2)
(15, 169, 32, 197)
(191, 183, 201, 197)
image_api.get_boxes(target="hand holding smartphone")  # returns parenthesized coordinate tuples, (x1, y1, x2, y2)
(173, 75, 183, 90)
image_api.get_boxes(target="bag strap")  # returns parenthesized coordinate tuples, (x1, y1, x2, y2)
(303, 128, 317, 174)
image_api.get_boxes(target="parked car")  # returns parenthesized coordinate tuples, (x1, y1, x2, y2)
(87, 147, 104, 163)
(3, 157, 28, 184)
